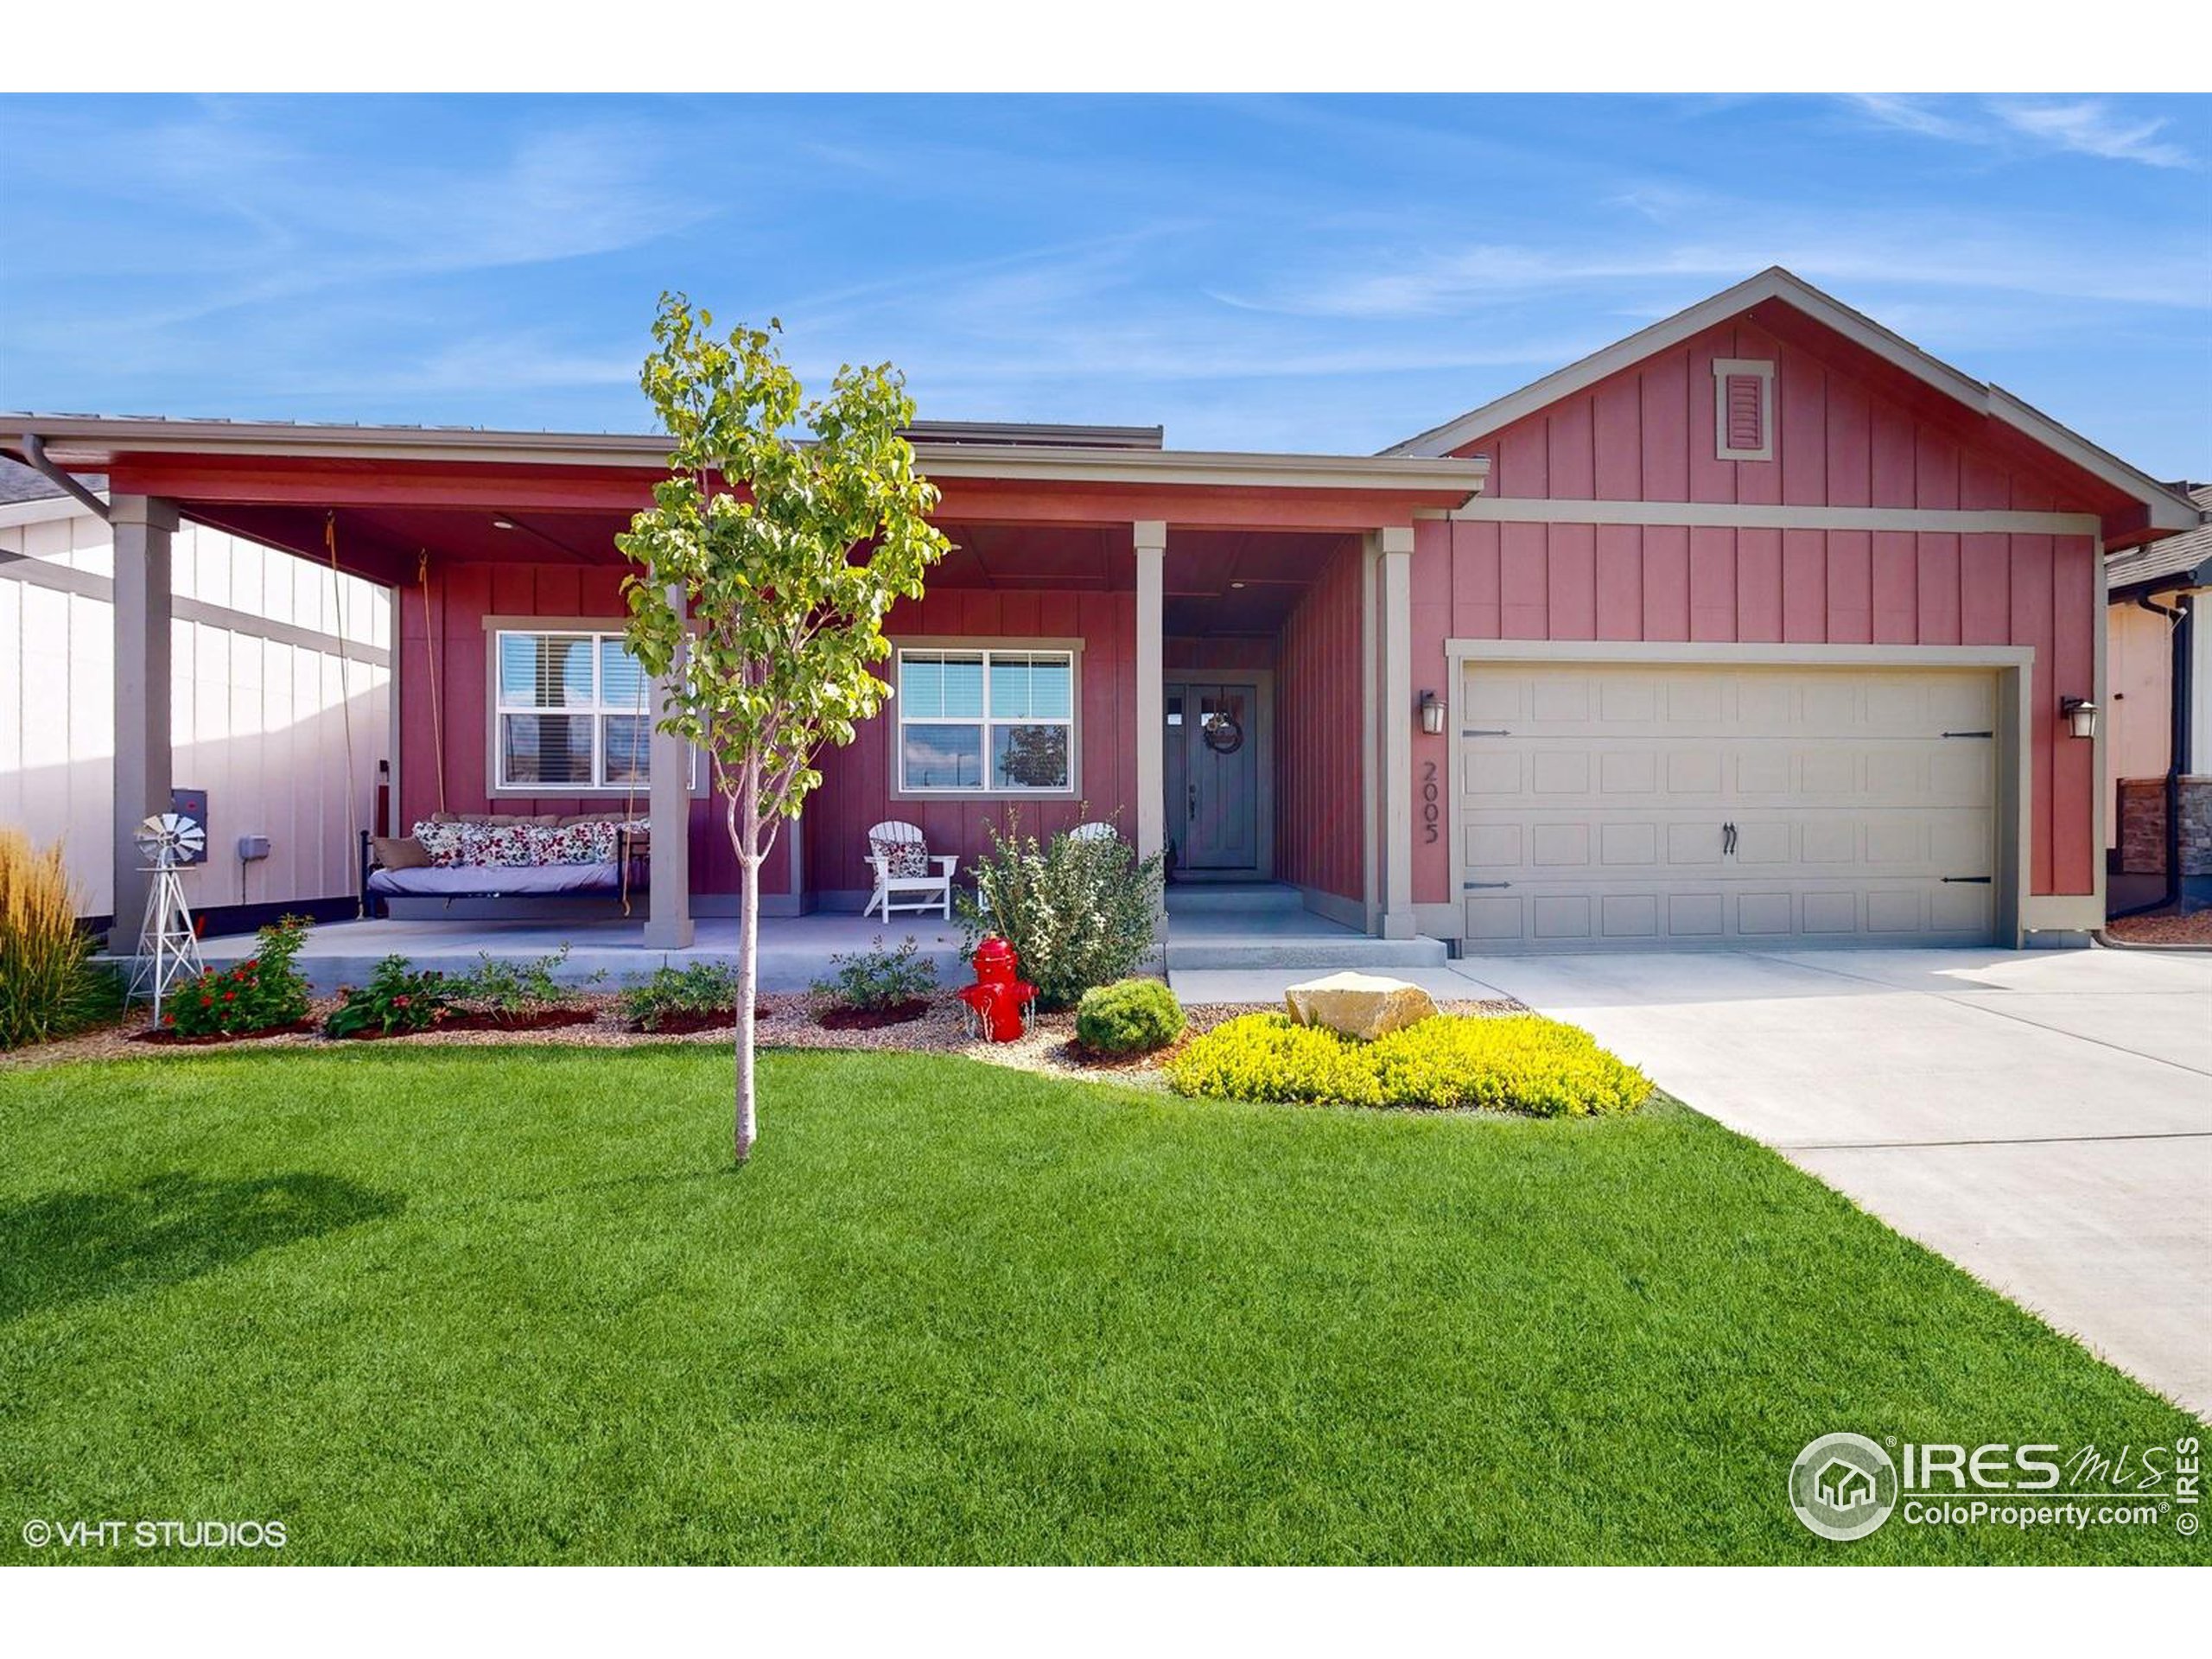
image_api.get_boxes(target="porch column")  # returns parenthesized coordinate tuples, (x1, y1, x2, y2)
(1376, 525, 1416, 939)
(643, 582, 693, 949)
(110, 495, 180, 950)
(1133, 521, 1167, 870)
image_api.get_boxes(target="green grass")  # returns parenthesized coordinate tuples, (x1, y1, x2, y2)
(0, 1047, 2199, 1564)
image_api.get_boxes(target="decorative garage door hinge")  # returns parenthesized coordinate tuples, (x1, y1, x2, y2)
(1463, 880, 1512, 890)
(1940, 730, 1995, 739)
(1941, 875, 1993, 884)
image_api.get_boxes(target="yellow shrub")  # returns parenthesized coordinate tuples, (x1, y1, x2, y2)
(1161, 1013, 1382, 1106)
(1164, 1010, 1650, 1118)
(1368, 1014, 1650, 1117)
(0, 828, 96, 1049)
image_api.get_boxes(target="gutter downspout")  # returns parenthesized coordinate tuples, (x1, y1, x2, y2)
(16, 434, 111, 522)
(2109, 593, 2192, 920)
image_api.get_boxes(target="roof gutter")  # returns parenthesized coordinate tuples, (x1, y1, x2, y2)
(16, 432, 109, 522)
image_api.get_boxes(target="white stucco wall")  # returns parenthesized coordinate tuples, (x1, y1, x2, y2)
(0, 496, 391, 918)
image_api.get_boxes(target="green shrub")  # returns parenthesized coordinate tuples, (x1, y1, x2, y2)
(811, 935, 937, 1012)
(0, 829, 105, 1048)
(448, 946, 601, 1014)
(323, 956, 451, 1039)
(1161, 1013, 1382, 1106)
(957, 810, 1163, 1009)
(1075, 977, 1185, 1054)
(1163, 1011, 1651, 1118)
(616, 962, 742, 1031)
(164, 916, 315, 1039)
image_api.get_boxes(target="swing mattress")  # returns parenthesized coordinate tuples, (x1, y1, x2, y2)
(366, 861, 624, 898)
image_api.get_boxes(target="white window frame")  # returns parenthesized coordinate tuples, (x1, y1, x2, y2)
(486, 621, 695, 796)
(891, 639, 1082, 798)
(1713, 357, 1776, 463)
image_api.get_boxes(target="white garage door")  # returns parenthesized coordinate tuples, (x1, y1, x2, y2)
(1459, 663, 2000, 950)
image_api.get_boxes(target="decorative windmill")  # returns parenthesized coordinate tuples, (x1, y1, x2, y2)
(129, 810, 207, 1024)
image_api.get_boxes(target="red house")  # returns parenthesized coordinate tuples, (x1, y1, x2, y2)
(16, 269, 2200, 957)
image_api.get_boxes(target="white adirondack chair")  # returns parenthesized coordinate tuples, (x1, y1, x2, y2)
(864, 820, 957, 921)
(1068, 820, 1118, 843)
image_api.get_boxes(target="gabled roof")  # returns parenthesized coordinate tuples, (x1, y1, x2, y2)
(2108, 485, 2212, 598)
(1385, 266, 2202, 538)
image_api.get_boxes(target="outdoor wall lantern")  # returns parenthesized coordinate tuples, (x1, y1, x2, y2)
(2060, 696, 2099, 741)
(1418, 690, 1445, 735)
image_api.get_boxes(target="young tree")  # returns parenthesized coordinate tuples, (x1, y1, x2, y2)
(618, 296, 950, 1162)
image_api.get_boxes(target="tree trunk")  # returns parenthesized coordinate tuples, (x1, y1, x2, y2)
(733, 758, 760, 1163)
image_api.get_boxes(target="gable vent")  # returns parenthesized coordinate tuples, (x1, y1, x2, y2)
(1713, 358, 1774, 461)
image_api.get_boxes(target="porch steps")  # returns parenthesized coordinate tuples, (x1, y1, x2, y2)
(1161, 882, 1449, 974)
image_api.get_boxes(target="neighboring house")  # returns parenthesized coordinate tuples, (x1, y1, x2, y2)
(0, 456, 391, 928)
(6, 269, 2201, 954)
(2104, 486, 2212, 904)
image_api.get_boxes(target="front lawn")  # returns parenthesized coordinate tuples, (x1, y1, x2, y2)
(0, 1048, 2196, 1564)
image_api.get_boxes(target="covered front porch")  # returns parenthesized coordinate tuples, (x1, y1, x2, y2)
(188, 879, 1449, 996)
(10, 416, 1486, 960)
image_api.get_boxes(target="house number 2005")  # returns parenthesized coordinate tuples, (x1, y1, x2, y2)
(1421, 760, 1440, 844)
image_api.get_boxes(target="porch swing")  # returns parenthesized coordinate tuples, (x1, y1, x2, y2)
(355, 537, 652, 920)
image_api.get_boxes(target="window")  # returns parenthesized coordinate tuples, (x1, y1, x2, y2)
(896, 647, 1075, 793)
(1713, 358, 1775, 461)
(493, 628, 679, 791)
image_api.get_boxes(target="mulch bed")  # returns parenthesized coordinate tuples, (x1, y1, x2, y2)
(2105, 909, 2212, 947)
(330, 1006, 605, 1040)
(129, 1018, 321, 1047)
(816, 1000, 930, 1031)
(438, 1007, 601, 1034)
(620, 1004, 773, 1035)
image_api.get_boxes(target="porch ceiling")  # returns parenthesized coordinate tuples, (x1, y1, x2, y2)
(931, 524, 1353, 636)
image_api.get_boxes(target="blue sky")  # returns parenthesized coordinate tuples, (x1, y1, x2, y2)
(3, 93, 2207, 477)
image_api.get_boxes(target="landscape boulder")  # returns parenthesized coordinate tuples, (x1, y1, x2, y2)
(1283, 972, 1437, 1042)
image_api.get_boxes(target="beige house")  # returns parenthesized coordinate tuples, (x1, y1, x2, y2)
(2105, 483, 2212, 901)
(0, 458, 390, 926)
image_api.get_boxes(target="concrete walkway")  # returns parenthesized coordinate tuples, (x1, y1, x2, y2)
(1443, 947, 2212, 1417)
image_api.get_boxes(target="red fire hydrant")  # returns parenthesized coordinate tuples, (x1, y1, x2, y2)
(958, 935, 1037, 1043)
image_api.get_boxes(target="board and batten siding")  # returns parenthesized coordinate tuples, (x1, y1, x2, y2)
(1274, 535, 1366, 904)
(1408, 311, 2107, 914)
(0, 502, 391, 918)
(394, 560, 791, 902)
(802, 587, 1139, 904)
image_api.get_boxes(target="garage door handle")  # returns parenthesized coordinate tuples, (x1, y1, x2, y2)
(1463, 880, 1511, 890)
(1941, 875, 1993, 884)
(1722, 821, 1737, 855)
(1461, 728, 1511, 737)
(1941, 730, 1994, 739)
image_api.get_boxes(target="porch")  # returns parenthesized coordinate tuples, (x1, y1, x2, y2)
(186, 880, 1446, 995)
(10, 416, 1487, 962)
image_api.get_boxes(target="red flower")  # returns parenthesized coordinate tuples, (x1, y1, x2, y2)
(163, 1014, 176, 1026)
(223, 990, 237, 1001)
(391, 995, 411, 1008)
(200, 995, 213, 1007)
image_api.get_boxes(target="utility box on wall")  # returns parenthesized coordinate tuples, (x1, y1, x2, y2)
(168, 787, 209, 867)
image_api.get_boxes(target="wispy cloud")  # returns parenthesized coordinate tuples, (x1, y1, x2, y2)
(1841, 93, 2197, 170)
(1988, 99, 2193, 168)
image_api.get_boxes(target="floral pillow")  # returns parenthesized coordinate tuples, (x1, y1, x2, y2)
(870, 833, 931, 878)
(412, 819, 468, 868)
(529, 822, 617, 865)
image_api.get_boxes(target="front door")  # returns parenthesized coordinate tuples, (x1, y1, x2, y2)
(1166, 681, 1260, 872)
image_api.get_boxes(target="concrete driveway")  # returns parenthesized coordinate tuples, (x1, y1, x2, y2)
(1447, 946, 2212, 1417)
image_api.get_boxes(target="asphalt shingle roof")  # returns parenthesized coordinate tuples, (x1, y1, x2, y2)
(2107, 485, 2212, 595)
